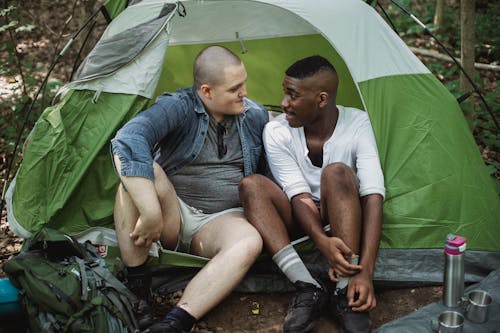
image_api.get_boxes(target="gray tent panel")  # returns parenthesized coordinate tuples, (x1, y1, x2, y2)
(74, 4, 175, 81)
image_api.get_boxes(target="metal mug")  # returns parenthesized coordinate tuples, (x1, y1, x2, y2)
(464, 289, 492, 323)
(436, 311, 464, 333)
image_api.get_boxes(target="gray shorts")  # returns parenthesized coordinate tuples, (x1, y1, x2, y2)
(176, 198, 243, 253)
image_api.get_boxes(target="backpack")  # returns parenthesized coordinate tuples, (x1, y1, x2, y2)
(3, 228, 140, 333)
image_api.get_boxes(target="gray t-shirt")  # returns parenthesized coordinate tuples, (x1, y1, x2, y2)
(170, 115, 244, 213)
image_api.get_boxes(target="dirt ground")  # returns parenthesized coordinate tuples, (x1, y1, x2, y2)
(1, 214, 443, 333)
(152, 285, 443, 332)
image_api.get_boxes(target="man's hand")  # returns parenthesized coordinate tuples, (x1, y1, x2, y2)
(130, 213, 163, 248)
(323, 237, 362, 282)
(346, 271, 377, 312)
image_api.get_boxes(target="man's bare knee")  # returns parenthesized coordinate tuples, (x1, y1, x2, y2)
(239, 174, 266, 193)
(239, 174, 271, 203)
(322, 162, 359, 194)
(235, 231, 263, 264)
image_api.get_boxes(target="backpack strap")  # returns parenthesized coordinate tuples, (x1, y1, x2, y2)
(75, 257, 89, 301)
(91, 264, 139, 329)
(105, 291, 139, 331)
(39, 311, 62, 331)
(91, 263, 139, 304)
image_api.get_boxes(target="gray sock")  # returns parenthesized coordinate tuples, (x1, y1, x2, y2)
(272, 244, 321, 288)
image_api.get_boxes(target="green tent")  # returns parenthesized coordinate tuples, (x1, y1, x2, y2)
(6, 0, 500, 285)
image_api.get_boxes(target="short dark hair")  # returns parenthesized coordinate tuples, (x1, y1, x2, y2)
(285, 55, 336, 79)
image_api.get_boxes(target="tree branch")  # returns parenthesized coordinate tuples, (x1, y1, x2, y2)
(409, 46, 500, 72)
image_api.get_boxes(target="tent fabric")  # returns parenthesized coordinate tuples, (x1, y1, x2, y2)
(360, 74, 500, 251)
(73, 0, 430, 98)
(261, 0, 430, 82)
(71, 3, 177, 98)
(71, 227, 500, 291)
(7, 91, 148, 236)
(6, 0, 500, 285)
(103, 0, 128, 20)
(154, 36, 365, 109)
(74, 14, 172, 81)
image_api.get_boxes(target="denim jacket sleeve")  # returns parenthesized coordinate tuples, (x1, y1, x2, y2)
(111, 93, 188, 180)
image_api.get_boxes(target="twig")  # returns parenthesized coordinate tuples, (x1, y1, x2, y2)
(409, 47, 500, 72)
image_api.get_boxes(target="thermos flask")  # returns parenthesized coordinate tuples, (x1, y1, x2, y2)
(443, 234, 467, 307)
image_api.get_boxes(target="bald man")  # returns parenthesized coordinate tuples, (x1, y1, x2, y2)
(239, 55, 385, 333)
(111, 45, 268, 332)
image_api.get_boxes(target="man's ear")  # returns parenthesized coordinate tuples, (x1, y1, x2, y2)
(318, 92, 329, 108)
(200, 84, 212, 99)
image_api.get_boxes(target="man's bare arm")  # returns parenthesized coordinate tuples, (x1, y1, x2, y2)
(114, 155, 163, 247)
(348, 193, 383, 311)
(291, 193, 362, 277)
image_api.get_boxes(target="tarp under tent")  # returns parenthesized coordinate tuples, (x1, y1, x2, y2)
(5, 0, 500, 289)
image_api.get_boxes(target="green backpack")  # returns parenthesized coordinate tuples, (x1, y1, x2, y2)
(3, 228, 140, 333)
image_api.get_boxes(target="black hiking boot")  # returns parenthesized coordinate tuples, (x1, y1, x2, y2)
(147, 319, 186, 333)
(126, 271, 155, 330)
(283, 281, 328, 333)
(330, 287, 372, 333)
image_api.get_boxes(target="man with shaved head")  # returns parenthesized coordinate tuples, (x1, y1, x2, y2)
(111, 45, 268, 332)
(240, 55, 385, 333)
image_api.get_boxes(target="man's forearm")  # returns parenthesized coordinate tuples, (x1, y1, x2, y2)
(114, 155, 162, 222)
(359, 194, 383, 276)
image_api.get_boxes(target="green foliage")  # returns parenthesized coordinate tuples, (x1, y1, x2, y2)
(0, 5, 63, 162)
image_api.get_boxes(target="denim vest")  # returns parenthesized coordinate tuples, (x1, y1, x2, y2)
(111, 87, 269, 180)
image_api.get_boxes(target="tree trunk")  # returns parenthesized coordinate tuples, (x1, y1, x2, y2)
(460, 0, 476, 125)
(434, 0, 444, 29)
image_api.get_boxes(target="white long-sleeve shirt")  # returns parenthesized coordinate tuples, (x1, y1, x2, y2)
(264, 106, 385, 201)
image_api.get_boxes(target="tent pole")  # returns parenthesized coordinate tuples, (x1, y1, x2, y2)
(387, 0, 499, 131)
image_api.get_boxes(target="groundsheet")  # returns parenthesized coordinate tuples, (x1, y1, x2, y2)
(376, 268, 500, 332)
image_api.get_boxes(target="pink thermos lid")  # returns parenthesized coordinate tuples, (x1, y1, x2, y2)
(445, 234, 467, 255)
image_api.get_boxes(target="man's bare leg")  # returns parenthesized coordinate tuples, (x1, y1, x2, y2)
(149, 211, 262, 332)
(114, 162, 181, 266)
(239, 174, 320, 286)
(178, 211, 262, 318)
(114, 162, 181, 329)
(321, 162, 362, 271)
(320, 162, 372, 333)
(239, 174, 294, 253)
(239, 174, 326, 333)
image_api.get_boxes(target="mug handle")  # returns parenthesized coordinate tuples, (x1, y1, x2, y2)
(461, 295, 471, 313)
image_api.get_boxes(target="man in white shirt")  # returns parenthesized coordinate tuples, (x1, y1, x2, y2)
(239, 55, 384, 333)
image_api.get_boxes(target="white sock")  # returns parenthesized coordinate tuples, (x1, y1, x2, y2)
(272, 244, 321, 288)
